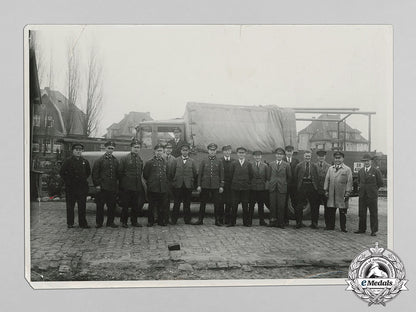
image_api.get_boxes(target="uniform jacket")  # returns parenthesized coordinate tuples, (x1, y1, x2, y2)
(198, 156, 225, 189)
(143, 156, 169, 193)
(284, 156, 299, 186)
(59, 156, 91, 194)
(119, 152, 144, 192)
(164, 154, 176, 179)
(170, 156, 198, 189)
(268, 160, 291, 193)
(315, 160, 331, 194)
(357, 166, 384, 199)
(250, 161, 269, 191)
(220, 156, 235, 187)
(92, 153, 119, 192)
(230, 159, 253, 191)
(168, 138, 187, 158)
(324, 164, 353, 209)
(295, 161, 319, 191)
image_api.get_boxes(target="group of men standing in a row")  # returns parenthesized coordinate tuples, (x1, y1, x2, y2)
(59, 129, 384, 236)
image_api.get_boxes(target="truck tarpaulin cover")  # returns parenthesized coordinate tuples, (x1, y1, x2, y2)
(184, 102, 298, 152)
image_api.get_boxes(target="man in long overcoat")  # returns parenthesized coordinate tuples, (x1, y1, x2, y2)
(59, 143, 91, 228)
(92, 141, 119, 228)
(118, 139, 144, 228)
(324, 151, 353, 232)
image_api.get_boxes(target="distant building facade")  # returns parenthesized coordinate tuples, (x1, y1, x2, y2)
(298, 114, 369, 152)
(105, 111, 153, 140)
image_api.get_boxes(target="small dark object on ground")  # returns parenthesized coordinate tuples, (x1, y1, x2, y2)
(168, 243, 180, 251)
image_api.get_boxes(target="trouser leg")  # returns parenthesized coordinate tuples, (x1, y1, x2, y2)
(171, 188, 181, 224)
(269, 191, 278, 224)
(198, 189, 208, 221)
(130, 191, 139, 225)
(231, 190, 240, 225)
(95, 192, 104, 226)
(212, 190, 222, 223)
(182, 187, 192, 224)
(147, 192, 156, 225)
(368, 198, 378, 233)
(241, 190, 250, 225)
(157, 193, 168, 225)
(120, 190, 129, 224)
(106, 191, 117, 225)
(66, 194, 75, 226)
(277, 192, 286, 227)
(326, 207, 336, 229)
(339, 208, 347, 230)
(296, 185, 307, 225)
(257, 191, 266, 224)
(358, 196, 368, 232)
(77, 193, 88, 226)
(308, 189, 320, 226)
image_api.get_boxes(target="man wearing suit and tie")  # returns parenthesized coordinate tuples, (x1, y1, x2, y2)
(354, 154, 384, 236)
(168, 127, 187, 158)
(324, 151, 353, 232)
(268, 148, 292, 228)
(220, 145, 234, 225)
(283, 145, 299, 225)
(170, 143, 198, 224)
(294, 150, 320, 229)
(315, 150, 331, 229)
(229, 147, 253, 227)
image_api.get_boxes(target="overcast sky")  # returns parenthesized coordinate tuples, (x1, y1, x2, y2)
(32, 25, 392, 153)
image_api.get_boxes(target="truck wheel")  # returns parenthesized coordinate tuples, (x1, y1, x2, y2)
(287, 197, 311, 220)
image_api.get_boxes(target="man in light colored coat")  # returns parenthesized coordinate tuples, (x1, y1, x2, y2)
(324, 151, 353, 232)
(268, 147, 292, 228)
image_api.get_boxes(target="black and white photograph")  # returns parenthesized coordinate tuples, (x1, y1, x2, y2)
(25, 25, 392, 288)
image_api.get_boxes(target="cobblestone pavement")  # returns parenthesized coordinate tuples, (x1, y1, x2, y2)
(29, 198, 387, 281)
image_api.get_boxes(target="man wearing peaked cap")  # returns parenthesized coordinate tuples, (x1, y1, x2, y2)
(92, 139, 119, 228)
(236, 146, 247, 153)
(283, 145, 299, 226)
(105, 140, 116, 148)
(315, 149, 331, 229)
(60, 142, 91, 228)
(220, 145, 234, 224)
(118, 138, 144, 228)
(355, 153, 384, 236)
(168, 127, 187, 157)
(250, 150, 269, 226)
(194, 143, 224, 225)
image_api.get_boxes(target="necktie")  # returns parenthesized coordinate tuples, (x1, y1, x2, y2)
(320, 162, 323, 168)
(256, 162, 259, 168)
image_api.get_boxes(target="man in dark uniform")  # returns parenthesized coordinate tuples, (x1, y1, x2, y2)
(355, 154, 384, 236)
(283, 145, 299, 225)
(168, 127, 187, 158)
(170, 144, 198, 225)
(220, 145, 234, 225)
(294, 150, 320, 229)
(92, 141, 119, 228)
(268, 148, 292, 228)
(143, 144, 169, 226)
(164, 142, 176, 224)
(59, 143, 91, 228)
(249, 150, 269, 226)
(118, 139, 144, 228)
(229, 147, 254, 227)
(315, 149, 331, 229)
(195, 143, 225, 226)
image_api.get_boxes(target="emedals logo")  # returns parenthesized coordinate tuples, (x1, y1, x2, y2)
(346, 243, 408, 306)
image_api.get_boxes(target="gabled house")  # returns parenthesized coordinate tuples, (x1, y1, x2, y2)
(298, 114, 369, 151)
(105, 111, 152, 140)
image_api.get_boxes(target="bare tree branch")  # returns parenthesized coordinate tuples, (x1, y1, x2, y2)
(83, 46, 103, 136)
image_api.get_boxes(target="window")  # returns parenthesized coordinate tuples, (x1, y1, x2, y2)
(53, 139, 61, 153)
(32, 139, 40, 152)
(33, 115, 41, 127)
(46, 116, 54, 128)
(157, 127, 175, 146)
(138, 126, 153, 149)
(43, 139, 51, 153)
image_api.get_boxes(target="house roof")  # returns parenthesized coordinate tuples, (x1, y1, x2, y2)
(42, 88, 85, 135)
(106, 111, 153, 136)
(299, 114, 368, 143)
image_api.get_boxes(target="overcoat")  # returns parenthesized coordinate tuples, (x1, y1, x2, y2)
(59, 156, 91, 194)
(92, 153, 119, 192)
(118, 152, 144, 192)
(143, 156, 169, 193)
(324, 164, 353, 209)
(198, 156, 224, 189)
